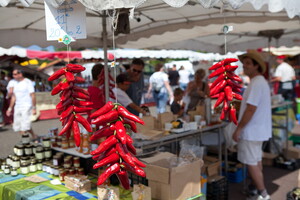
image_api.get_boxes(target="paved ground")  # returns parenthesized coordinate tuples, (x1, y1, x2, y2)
(0, 117, 298, 199)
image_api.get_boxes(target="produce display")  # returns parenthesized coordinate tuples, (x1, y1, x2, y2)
(89, 101, 146, 189)
(48, 64, 93, 146)
(208, 58, 243, 125)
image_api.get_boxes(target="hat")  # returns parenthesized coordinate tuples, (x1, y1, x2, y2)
(276, 55, 286, 60)
(116, 73, 132, 85)
(238, 50, 266, 74)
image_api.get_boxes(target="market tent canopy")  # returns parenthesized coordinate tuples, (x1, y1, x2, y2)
(0, 46, 244, 61)
(262, 46, 300, 56)
(0, 0, 299, 53)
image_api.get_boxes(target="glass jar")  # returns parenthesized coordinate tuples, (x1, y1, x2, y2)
(42, 163, 48, 172)
(73, 157, 80, 168)
(20, 163, 29, 174)
(4, 166, 10, 175)
(77, 168, 84, 175)
(11, 157, 20, 168)
(47, 164, 53, 174)
(37, 160, 43, 171)
(61, 138, 69, 149)
(29, 160, 37, 172)
(25, 144, 33, 156)
(1, 162, 6, 171)
(14, 144, 24, 156)
(35, 147, 45, 160)
(50, 127, 58, 136)
(69, 138, 75, 148)
(42, 137, 51, 148)
(6, 155, 12, 166)
(53, 166, 59, 176)
(44, 148, 52, 159)
(59, 169, 66, 181)
(51, 136, 58, 147)
(20, 156, 30, 164)
(63, 158, 71, 169)
(21, 133, 30, 145)
(52, 155, 60, 166)
(57, 136, 62, 147)
(11, 167, 18, 176)
(69, 168, 75, 175)
(82, 134, 90, 155)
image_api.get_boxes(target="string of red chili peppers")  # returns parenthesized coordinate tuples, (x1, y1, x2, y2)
(89, 101, 146, 189)
(48, 64, 93, 146)
(209, 58, 243, 125)
(98, 69, 116, 106)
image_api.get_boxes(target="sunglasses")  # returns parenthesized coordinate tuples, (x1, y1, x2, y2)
(13, 73, 20, 76)
(132, 68, 142, 74)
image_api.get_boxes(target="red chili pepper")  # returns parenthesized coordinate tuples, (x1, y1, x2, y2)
(131, 156, 146, 168)
(223, 98, 229, 111)
(91, 135, 118, 155)
(97, 163, 120, 185)
(232, 87, 242, 94)
(117, 106, 144, 125)
(210, 94, 219, 99)
(60, 81, 72, 90)
(58, 114, 74, 136)
(72, 92, 90, 100)
(92, 147, 116, 161)
(73, 106, 93, 113)
(90, 101, 115, 119)
(116, 143, 135, 167)
(126, 134, 133, 144)
(210, 79, 227, 96)
(208, 66, 225, 79)
(224, 58, 238, 64)
(60, 89, 72, 102)
(90, 126, 114, 141)
(73, 86, 90, 96)
(60, 105, 74, 120)
(91, 109, 119, 126)
(51, 83, 62, 95)
(232, 92, 243, 100)
(209, 60, 225, 70)
(116, 170, 130, 190)
(57, 98, 73, 110)
(226, 72, 242, 83)
(73, 99, 93, 107)
(225, 65, 238, 72)
(226, 79, 242, 89)
(74, 76, 86, 83)
(209, 73, 226, 90)
(121, 162, 146, 177)
(93, 153, 120, 169)
(72, 121, 81, 147)
(214, 92, 225, 109)
(220, 107, 227, 120)
(224, 86, 233, 101)
(75, 114, 92, 132)
(123, 119, 137, 133)
(65, 129, 71, 139)
(66, 64, 86, 73)
(230, 106, 238, 125)
(126, 141, 136, 155)
(65, 71, 75, 82)
(48, 67, 66, 81)
(115, 121, 127, 144)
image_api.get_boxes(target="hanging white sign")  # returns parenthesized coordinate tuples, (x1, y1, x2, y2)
(45, 0, 87, 41)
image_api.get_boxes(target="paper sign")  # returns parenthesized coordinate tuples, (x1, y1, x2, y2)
(45, 0, 87, 41)
(24, 175, 48, 183)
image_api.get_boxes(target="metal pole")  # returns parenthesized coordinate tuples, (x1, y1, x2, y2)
(102, 11, 109, 103)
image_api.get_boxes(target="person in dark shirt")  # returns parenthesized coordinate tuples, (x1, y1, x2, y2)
(168, 64, 179, 90)
(170, 87, 185, 117)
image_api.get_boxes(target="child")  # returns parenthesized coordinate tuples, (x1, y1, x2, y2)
(113, 73, 147, 116)
(170, 87, 185, 117)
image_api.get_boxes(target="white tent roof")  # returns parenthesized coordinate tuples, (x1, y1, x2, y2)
(0, 0, 299, 53)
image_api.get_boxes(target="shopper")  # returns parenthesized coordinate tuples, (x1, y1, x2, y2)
(178, 65, 190, 90)
(168, 64, 180, 90)
(6, 69, 37, 139)
(170, 87, 185, 117)
(125, 59, 145, 116)
(0, 71, 7, 127)
(232, 50, 271, 200)
(186, 69, 209, 112)
(272, 55, 296, 101)
(113, 73, 147, 115)
(146, 63, 173, 114)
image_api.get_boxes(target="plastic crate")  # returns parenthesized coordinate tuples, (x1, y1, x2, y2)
(207, 176, 228, 200)
(223, 167, 246, 183)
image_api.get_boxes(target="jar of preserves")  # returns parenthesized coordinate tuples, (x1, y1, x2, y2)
(21, 133, 30, 145)
(11, 167, 18, 176)
(59, 169, 66, 181)
(4, 165, 10, 175)
(44, 148, 52, 159)
(6, 155, 12, 166)
(20, 162, 29, 174)
(56, 136, 62, 147)
(77, 168, 84, 175)
(69, 138, 75, 148)
(73, 157, 80, 168)
(35, 146, 45, 160)
(11, 156, 20, 168)
(14, 144, 24, 156)
(53, 166, 59, 176)
(50, 127, 58, 136)
(61, 138, 69, 149)
(69, 168, 75, 175)
(32, 143, 37, 154)
(37, 160, 43, 171)
(51, 136, 58, 147)
(52, 155, 60, 166)
(82, 134, 90, 155)
(63, 158, 71, 169)
(29, 160, 37, 172)
(42, 137, 51, 148)
(20, 156, 30, 164)
(25, 144, 33, 156)
(1, 162, 6, 171)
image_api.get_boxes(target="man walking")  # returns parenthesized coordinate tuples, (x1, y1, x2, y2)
(233, 51, 272, 200)
(6, 69, 37, 139)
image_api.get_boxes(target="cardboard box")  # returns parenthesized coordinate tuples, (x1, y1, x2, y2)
(202, 156, 221, 177)
(157, 112, 175, 130)
(65, 175, 91, 193)
(262, 152, 278, 166)
(284, 147, 300, 159)
(142, 152, 202, 200)
(292, 123, 300, 136)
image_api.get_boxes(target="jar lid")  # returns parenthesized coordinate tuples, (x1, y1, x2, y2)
(5, 165, 10, 169)
(44, 147, 51, 151)
(15, 144, 24, 148)
(42, 137, 50, 141)
(21, 162, 29, 167)
(31, 160, 37, 164)
(37, 159, 43, 163)
(12, 157, 20, 161)
(11, 167, 18, 171)
(25, 144, 33, 148)
(22, 134, 29, 138)
(21, 156, 30, 160)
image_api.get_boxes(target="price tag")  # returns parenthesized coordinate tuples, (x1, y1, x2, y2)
(45, 0, 87, 41)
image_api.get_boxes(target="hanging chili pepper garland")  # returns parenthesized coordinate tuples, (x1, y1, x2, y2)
(209, 58, 242, 125)
(48, 63, 93, 146)
(90, 101, 146, 189)
(97, 69, 116, 106)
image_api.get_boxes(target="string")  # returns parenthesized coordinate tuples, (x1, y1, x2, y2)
(223, 7, 227, 55)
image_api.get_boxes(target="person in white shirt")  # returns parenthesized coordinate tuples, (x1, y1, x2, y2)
(113, 74, 147, 115)
(146, 63, 173, 114)
(233, 51, 272, 200)
(178, 66, 191, 91)
(272, 55, 296, 101)
(6, 69, 37, 139)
